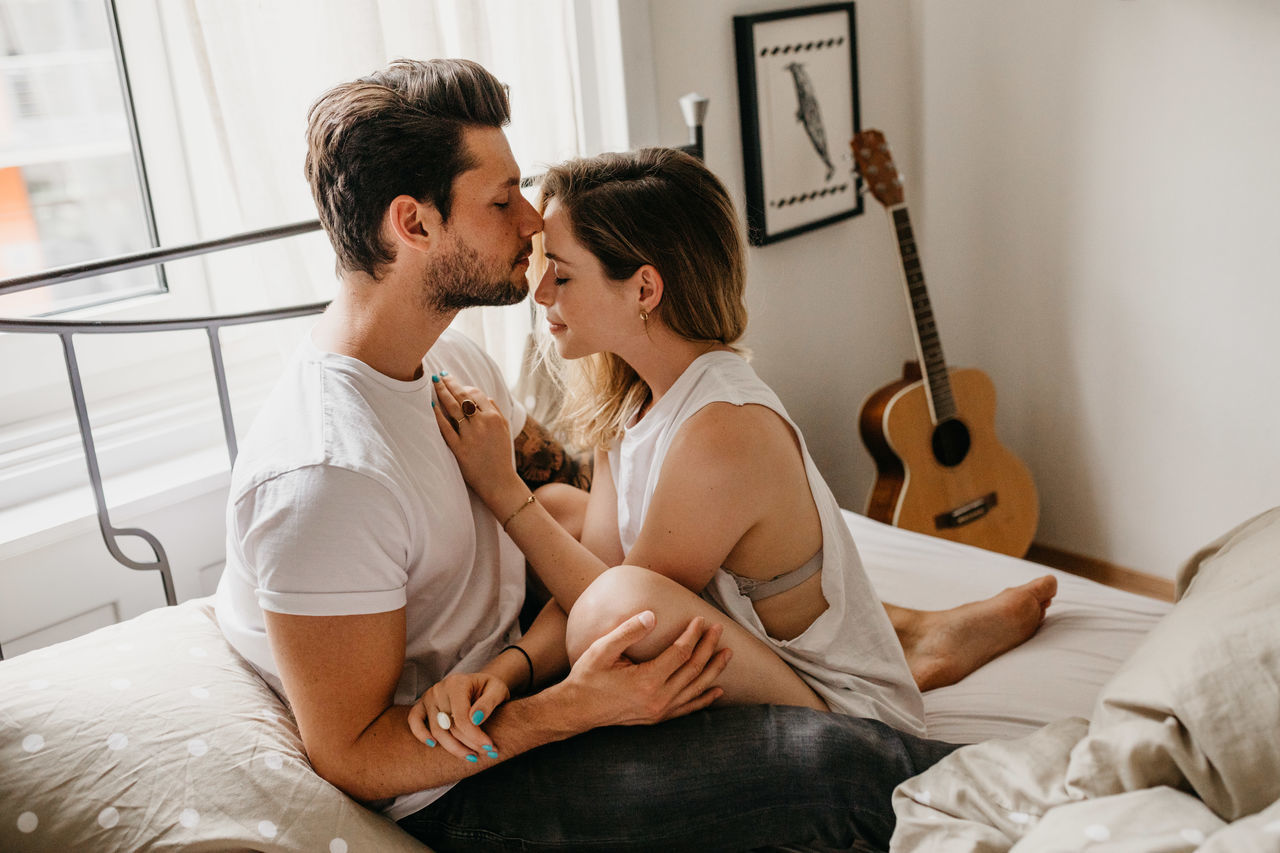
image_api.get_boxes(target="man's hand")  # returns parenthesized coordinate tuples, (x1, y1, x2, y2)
(559, 611, 731, 728)
(408, 673, 510, 763)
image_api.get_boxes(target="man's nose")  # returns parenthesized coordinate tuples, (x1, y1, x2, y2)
(520, 194, 543, 238)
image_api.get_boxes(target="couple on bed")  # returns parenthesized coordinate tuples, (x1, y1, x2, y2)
(214, 58, 1055, 852)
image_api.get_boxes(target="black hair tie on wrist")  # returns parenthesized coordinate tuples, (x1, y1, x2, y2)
(502, 644, 534, 694)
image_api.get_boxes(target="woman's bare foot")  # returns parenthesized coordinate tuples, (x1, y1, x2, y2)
(886, 575, 1058, 692)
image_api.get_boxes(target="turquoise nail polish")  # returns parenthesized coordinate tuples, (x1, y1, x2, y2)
(440, 370, 449, 377)
(425, 739, 436, 748)
(484, 748, 498, 757)
(465, 754, 478, 763)
(431, 400, 436, 408)
(431, 374, 439, 382)
(472, 710, 485, 724)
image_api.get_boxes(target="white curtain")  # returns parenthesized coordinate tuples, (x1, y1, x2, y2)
(126, 0, 582, 383)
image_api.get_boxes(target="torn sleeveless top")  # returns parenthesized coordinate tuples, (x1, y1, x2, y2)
(609, 351, 926, 734)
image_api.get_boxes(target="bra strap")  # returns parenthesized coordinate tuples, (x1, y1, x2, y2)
(728, 548, 823, 602)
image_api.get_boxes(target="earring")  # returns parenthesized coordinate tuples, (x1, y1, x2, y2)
(640, 311, 648, 323)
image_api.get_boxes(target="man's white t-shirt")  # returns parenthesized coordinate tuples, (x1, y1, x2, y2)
(215, 327, 527, 819)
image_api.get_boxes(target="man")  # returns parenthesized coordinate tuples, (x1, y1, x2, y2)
(215, 58, 953, 852)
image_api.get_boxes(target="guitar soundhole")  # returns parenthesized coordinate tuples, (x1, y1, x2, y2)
(932, 418, 971, 467)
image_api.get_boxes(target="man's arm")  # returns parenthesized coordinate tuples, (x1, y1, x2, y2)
(264, 604, 728, 803)
(513, 414, 591, 491)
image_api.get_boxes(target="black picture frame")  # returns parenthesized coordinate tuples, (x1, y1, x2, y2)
(734, 2, 862, 246)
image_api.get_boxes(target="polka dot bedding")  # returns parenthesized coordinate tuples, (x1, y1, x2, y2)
(0, 598, 427, 851)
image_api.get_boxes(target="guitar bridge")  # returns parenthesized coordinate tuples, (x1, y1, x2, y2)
(935, 492, 998, 529)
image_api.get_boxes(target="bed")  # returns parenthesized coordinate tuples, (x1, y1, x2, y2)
(0, 502, 1181, 852)
(3, 111, 1274, 852)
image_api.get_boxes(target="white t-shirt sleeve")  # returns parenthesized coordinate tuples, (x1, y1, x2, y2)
(234, 465, 410, 616)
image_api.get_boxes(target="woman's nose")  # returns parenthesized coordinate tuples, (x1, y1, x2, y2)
(533, 267, 554, 305)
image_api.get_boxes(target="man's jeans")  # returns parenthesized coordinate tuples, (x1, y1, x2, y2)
(398, 705, 957, 852)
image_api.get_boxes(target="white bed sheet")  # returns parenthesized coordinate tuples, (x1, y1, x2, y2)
(844, 510, 1172, 744)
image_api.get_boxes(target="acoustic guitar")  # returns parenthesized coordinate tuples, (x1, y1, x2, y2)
(851, 130, 1039, 557)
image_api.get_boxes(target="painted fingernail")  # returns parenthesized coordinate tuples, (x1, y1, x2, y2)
(431, 400, 436, 408)
(425, 738, 436, 748)
(440, 370, 449, 376)
(431, 374, 439, 382)
(471, 710, 486, 725)
(484, 748, 498, 758)
(465, 754, 478, 763)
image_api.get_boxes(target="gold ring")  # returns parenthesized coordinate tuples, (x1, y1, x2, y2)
(460, 399, 478, 417)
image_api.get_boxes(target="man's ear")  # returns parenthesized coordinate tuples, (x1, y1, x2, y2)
(636, 265, 664, 315)
(386, 194, 441, 254)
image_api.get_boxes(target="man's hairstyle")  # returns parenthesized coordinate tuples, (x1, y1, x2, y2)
(304, 58, 510, 278)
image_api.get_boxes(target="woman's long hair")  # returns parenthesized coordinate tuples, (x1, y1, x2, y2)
(537, 148, 748, 450)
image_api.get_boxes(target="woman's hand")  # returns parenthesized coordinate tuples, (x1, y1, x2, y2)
(407, 672, 510, 763)
(433, 374, 525, 509)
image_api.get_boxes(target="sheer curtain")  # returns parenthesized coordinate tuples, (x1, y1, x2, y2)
(125, 0, 583, 382)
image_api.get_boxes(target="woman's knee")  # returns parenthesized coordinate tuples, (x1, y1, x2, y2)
(565, 565, 672, 662)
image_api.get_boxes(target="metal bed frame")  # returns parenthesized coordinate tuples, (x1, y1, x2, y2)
(0, 95, 708, 660)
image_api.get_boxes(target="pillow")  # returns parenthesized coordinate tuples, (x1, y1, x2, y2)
(0, 598, 427, 852)
(1199, 795, 1280, 852)
(1064, 506, 1280, 821)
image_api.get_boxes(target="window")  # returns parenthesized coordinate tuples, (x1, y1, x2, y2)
(0, 1, 602, 521)
(0, 0, 162, 317)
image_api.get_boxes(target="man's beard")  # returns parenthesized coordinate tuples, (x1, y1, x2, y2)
(424, 235, 529, 313)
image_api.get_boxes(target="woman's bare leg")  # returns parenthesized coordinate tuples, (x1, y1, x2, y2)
(884, 575, 1058, 692)
(567, 565, 828, 711)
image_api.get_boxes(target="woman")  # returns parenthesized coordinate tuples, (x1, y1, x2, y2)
(414, 148, 1054, 752)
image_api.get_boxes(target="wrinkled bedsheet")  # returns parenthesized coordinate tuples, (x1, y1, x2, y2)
(891, 506, 1280, 852)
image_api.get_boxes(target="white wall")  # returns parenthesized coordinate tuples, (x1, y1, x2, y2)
(644, 0, 1280, 578)
(645, 0, 922, 509)
(912, 0, 1280, 576)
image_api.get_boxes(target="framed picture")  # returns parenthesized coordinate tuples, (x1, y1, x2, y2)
(734, 2, 862, 246)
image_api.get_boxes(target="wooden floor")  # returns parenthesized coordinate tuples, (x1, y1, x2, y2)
(1027, 543, 1175, 603)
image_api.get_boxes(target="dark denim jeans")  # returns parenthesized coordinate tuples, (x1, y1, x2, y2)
(398, 705, 957, 852)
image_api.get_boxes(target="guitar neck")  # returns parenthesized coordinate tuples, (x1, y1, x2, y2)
(889, 204, 955, 423)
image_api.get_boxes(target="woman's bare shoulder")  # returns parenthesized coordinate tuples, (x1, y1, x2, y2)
(667, 401, 803, 478)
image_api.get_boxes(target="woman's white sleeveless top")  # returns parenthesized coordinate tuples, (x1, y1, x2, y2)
(609, 352, 926, 735)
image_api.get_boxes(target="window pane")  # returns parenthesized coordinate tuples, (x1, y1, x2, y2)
(0, 0, 160, 318)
